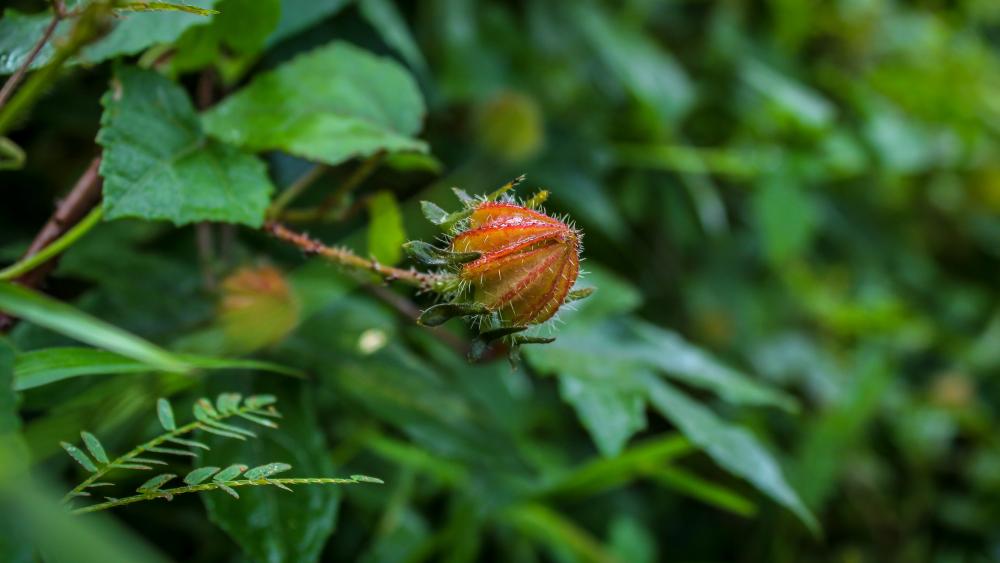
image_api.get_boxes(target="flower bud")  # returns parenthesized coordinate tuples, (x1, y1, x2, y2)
(219, 266, 300, 353)
(451, 201, 580, 326)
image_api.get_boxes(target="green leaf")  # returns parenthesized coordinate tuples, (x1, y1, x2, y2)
(752, 172, 817, 264)
(558, 375, 646, 458)
(202, 381, 339, 563)
(215, 393, 242, 414)
(147, 446, 197, 457)
(97, 66, 274, 226)
(79, 0, 220, 64)
(184, 466, 220, 485)
(138, 474, 176, 492)
(358, 0, 428, 73)
(172, 0, 280, 72)
(419, 201, 449, 225)
(244, 394, 277, 408)
(157, 398, 176, 431)
(631, 322, 798, 412)
(0, 2, 217, 74)
(13, 347, 301, 390)
(243, 462, 291, 480)
(268, 0, 350, 45)
(213, 463, 247, 482)
(367, 191, 406, 265)
(642, 375, 818, 534)
(166, 436, 209, 450)
(570, 3, 693, 123)
(0, 10, 66, 74)
(61, 441, 97, 472)
(202, 41, 428, 165)
(0, 283, 188, 374)
(80, 431, 109, 464)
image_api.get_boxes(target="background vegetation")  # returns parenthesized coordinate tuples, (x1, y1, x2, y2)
(2, 0, 1000, 561)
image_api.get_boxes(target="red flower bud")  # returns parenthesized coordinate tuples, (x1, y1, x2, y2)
(451, 201, 580, 326)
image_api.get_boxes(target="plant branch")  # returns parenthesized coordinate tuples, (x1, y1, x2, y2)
(0, 155, 103, 332)
(0, 206, 103, 280)
(264, 221, 452, 292)
(0, 1, 112, 136)
(62, 401, 267, 504)
(0, 1, 66, 111)
(70, 477, 378, 515)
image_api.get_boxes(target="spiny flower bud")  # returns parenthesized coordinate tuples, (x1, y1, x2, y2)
(411, 177, 588, 343)
(452, 201, 580, 326)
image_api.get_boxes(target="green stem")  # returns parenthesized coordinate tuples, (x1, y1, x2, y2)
(0, 206, 103, 280)
(71, 478, 373, 515)
(61, 401, 263, 504)
(267, 164, 328, 219)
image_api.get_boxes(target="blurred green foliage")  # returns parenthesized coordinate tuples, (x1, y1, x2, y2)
(2, 0, 1000, 561)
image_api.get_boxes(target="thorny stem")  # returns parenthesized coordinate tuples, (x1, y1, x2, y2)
(61, 402, 268, 504)
(70, 478, 375, 515)
(264, 221, 452, 292)
(0, 206, 103, 280)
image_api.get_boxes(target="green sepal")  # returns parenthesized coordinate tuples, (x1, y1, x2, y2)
(452, 187, 475, 206)
(486, 174, 525, 201)
(564, 287, 596, 304)
(468, 326, 528, 361)
(418, 302, 490, 327)
(403, 241, 480, 267)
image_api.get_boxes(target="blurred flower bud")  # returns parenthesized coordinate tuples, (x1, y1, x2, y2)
(219, 265, 300, 354)
(475, 91, 544, 162)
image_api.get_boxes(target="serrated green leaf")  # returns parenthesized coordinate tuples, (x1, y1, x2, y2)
(157, 398, 176, 431)
(558, 375, 647, 458)
(643, 376, 818, 533)
(0, 10, 66, 75)
(80, 432, 109, 464)
(13, 347, 301, 390)
(61, 442, 97, 472)
(202, 41, 428, 165)
(97, 66, 274, 227)
(216, 393, 242, 414)
(184, 466, 221, 485)
(137, 474, 176, 492)
(244, 462, 291, 480)
(213, 464, 248, 482)
(367, 191, 406, 266)
(0, 283, 188, 374)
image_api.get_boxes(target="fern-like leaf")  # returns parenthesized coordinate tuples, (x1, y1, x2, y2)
(157, 398, 176, 431)
(61, 442, 97, 472)
(138, 474, 176, 493)
(184, 467, 220, 485)
(80, 432, 109, 464)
